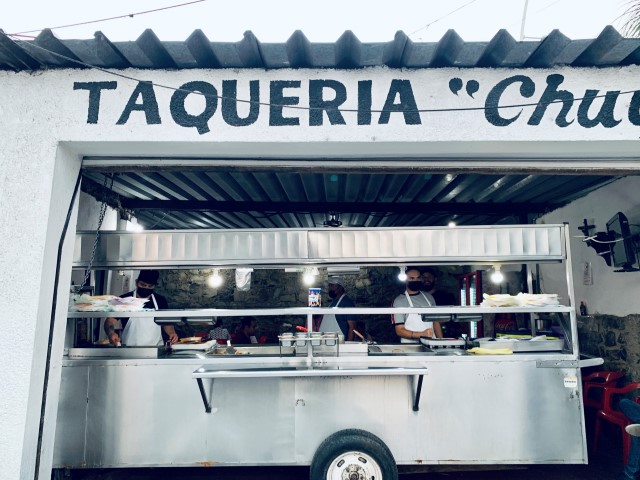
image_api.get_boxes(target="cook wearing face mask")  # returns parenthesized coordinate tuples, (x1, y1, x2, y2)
(392, 267, 443, 343)
(103, 270, 179, 347)
(316, 276, 357, 340)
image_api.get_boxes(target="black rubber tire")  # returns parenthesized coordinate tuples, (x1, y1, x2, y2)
(310, 428, 398, 480)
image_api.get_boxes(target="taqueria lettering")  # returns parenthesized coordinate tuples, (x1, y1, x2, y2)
(73, 74, 640, 134)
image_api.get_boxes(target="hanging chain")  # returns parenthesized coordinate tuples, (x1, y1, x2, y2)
(82, 173, 115, 288)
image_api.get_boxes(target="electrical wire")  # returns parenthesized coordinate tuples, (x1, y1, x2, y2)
(144, 211, 170, 229)
(507, 0, 565, 29)
(7, 0, 207, 36)
(408, 0, 479, 37)
(579, 234, 624, 244)
(6, 34, 639, 117)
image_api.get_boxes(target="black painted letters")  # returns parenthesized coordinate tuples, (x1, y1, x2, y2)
(378, 80, 421, 125)
(73, 81, 117, 124)
(117, 81, 161, 126)
(309, 80, 347, 126)
(485, 75, 535, 126)
(169, 81, 218, 134)
(221, 80, 260, 127)
(269, 80, 301, 126)
(74, 75, 640, 132)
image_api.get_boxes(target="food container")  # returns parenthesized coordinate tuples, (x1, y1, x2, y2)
(279, 332, 294, 347)
(322, 332, 338, 346)
(310, 332, 323, 346)
(295, 332, 308, 346)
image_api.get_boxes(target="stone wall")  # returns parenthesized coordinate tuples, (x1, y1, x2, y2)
(578, 314, 640, 381)
(156, 266, 464, 344)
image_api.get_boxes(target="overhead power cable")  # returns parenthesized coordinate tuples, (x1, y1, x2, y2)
(7, 0, 207, 36)
(408, 0, 479, 37)
(6, 32, 639, 116)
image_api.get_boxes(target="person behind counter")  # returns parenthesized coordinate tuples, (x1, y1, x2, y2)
(208, 318, 230, 343)
(317, 276, 356, 341)
(104, 270, 178, 346)
(231, 317, 258, 344)
(392, 267, 443, 343)
(421, 266, 462, 338)
(421, 267, 456, 306)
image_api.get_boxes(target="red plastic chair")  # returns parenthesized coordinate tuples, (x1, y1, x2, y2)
(593, 382, 640, 464)
(582, 371, 625, 410)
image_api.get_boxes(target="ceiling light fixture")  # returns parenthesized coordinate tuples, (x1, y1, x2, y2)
(397, 266, 407, 282)
(208, 268, 223, 288)
(324, 212, 342, 227)
(303, 267, 319, 286)
(490, 265, 504, 284)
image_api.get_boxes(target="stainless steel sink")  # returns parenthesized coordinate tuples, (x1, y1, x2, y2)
(208, 345, 295, 356)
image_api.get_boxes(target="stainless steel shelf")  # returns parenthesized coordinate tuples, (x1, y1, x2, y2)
(67, 305, 573, 319)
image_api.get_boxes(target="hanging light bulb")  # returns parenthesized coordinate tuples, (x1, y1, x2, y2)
(397, 266, 407, 282)
(490, 265, 504, 284)
(208, 269, 223, 288)
(302, 267, 318, 286)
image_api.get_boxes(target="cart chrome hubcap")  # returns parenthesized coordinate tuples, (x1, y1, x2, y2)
(327, 452, 383, 480)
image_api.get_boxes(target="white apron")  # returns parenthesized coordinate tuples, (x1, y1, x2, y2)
(401, 291, 433, 344)
(121, 292, 162, 346)
(319, 294, 345, 334)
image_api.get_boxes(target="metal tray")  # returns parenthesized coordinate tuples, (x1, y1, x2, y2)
(474, 338, 564, 352)
(419, 338, 465, 349)
(172, 340, 217, 351)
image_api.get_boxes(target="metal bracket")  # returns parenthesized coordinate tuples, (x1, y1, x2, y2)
(412, 375, 424, 411)
(194, 365, 428, 414)
(536, 360, 578, 368)
(196, 378, 212, 413)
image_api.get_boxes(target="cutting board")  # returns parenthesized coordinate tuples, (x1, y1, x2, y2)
(171, 339, 217, 350)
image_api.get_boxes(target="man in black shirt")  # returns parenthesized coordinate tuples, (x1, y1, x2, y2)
(104, 270, 178, 346)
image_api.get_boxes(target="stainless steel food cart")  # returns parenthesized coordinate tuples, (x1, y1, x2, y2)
(54, 225, 601, 479)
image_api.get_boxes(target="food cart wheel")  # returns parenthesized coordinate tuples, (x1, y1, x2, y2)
(310, 428, 397, 480)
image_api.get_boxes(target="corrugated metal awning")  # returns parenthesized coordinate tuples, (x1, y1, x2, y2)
(1, 26, 639, 71)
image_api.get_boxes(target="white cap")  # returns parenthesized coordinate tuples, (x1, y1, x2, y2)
(327, 276, 345, 287)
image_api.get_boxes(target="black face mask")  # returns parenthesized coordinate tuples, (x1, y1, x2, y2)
(407, 281, 423, 291)
(137, 287, 154, 297)
(328, 290, 338, 299)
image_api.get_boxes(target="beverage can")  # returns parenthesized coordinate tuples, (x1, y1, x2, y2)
(308, 288, 321, 307)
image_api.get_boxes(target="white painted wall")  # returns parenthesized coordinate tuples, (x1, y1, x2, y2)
(3, 65, 640, 479)
(538, 176, 640, 317)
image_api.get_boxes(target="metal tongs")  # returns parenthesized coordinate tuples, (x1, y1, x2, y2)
(353, 329, 375, 345)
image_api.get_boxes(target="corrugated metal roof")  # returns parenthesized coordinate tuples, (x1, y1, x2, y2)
(81, 168, 620, 229)
(1, 26, 640, 71)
